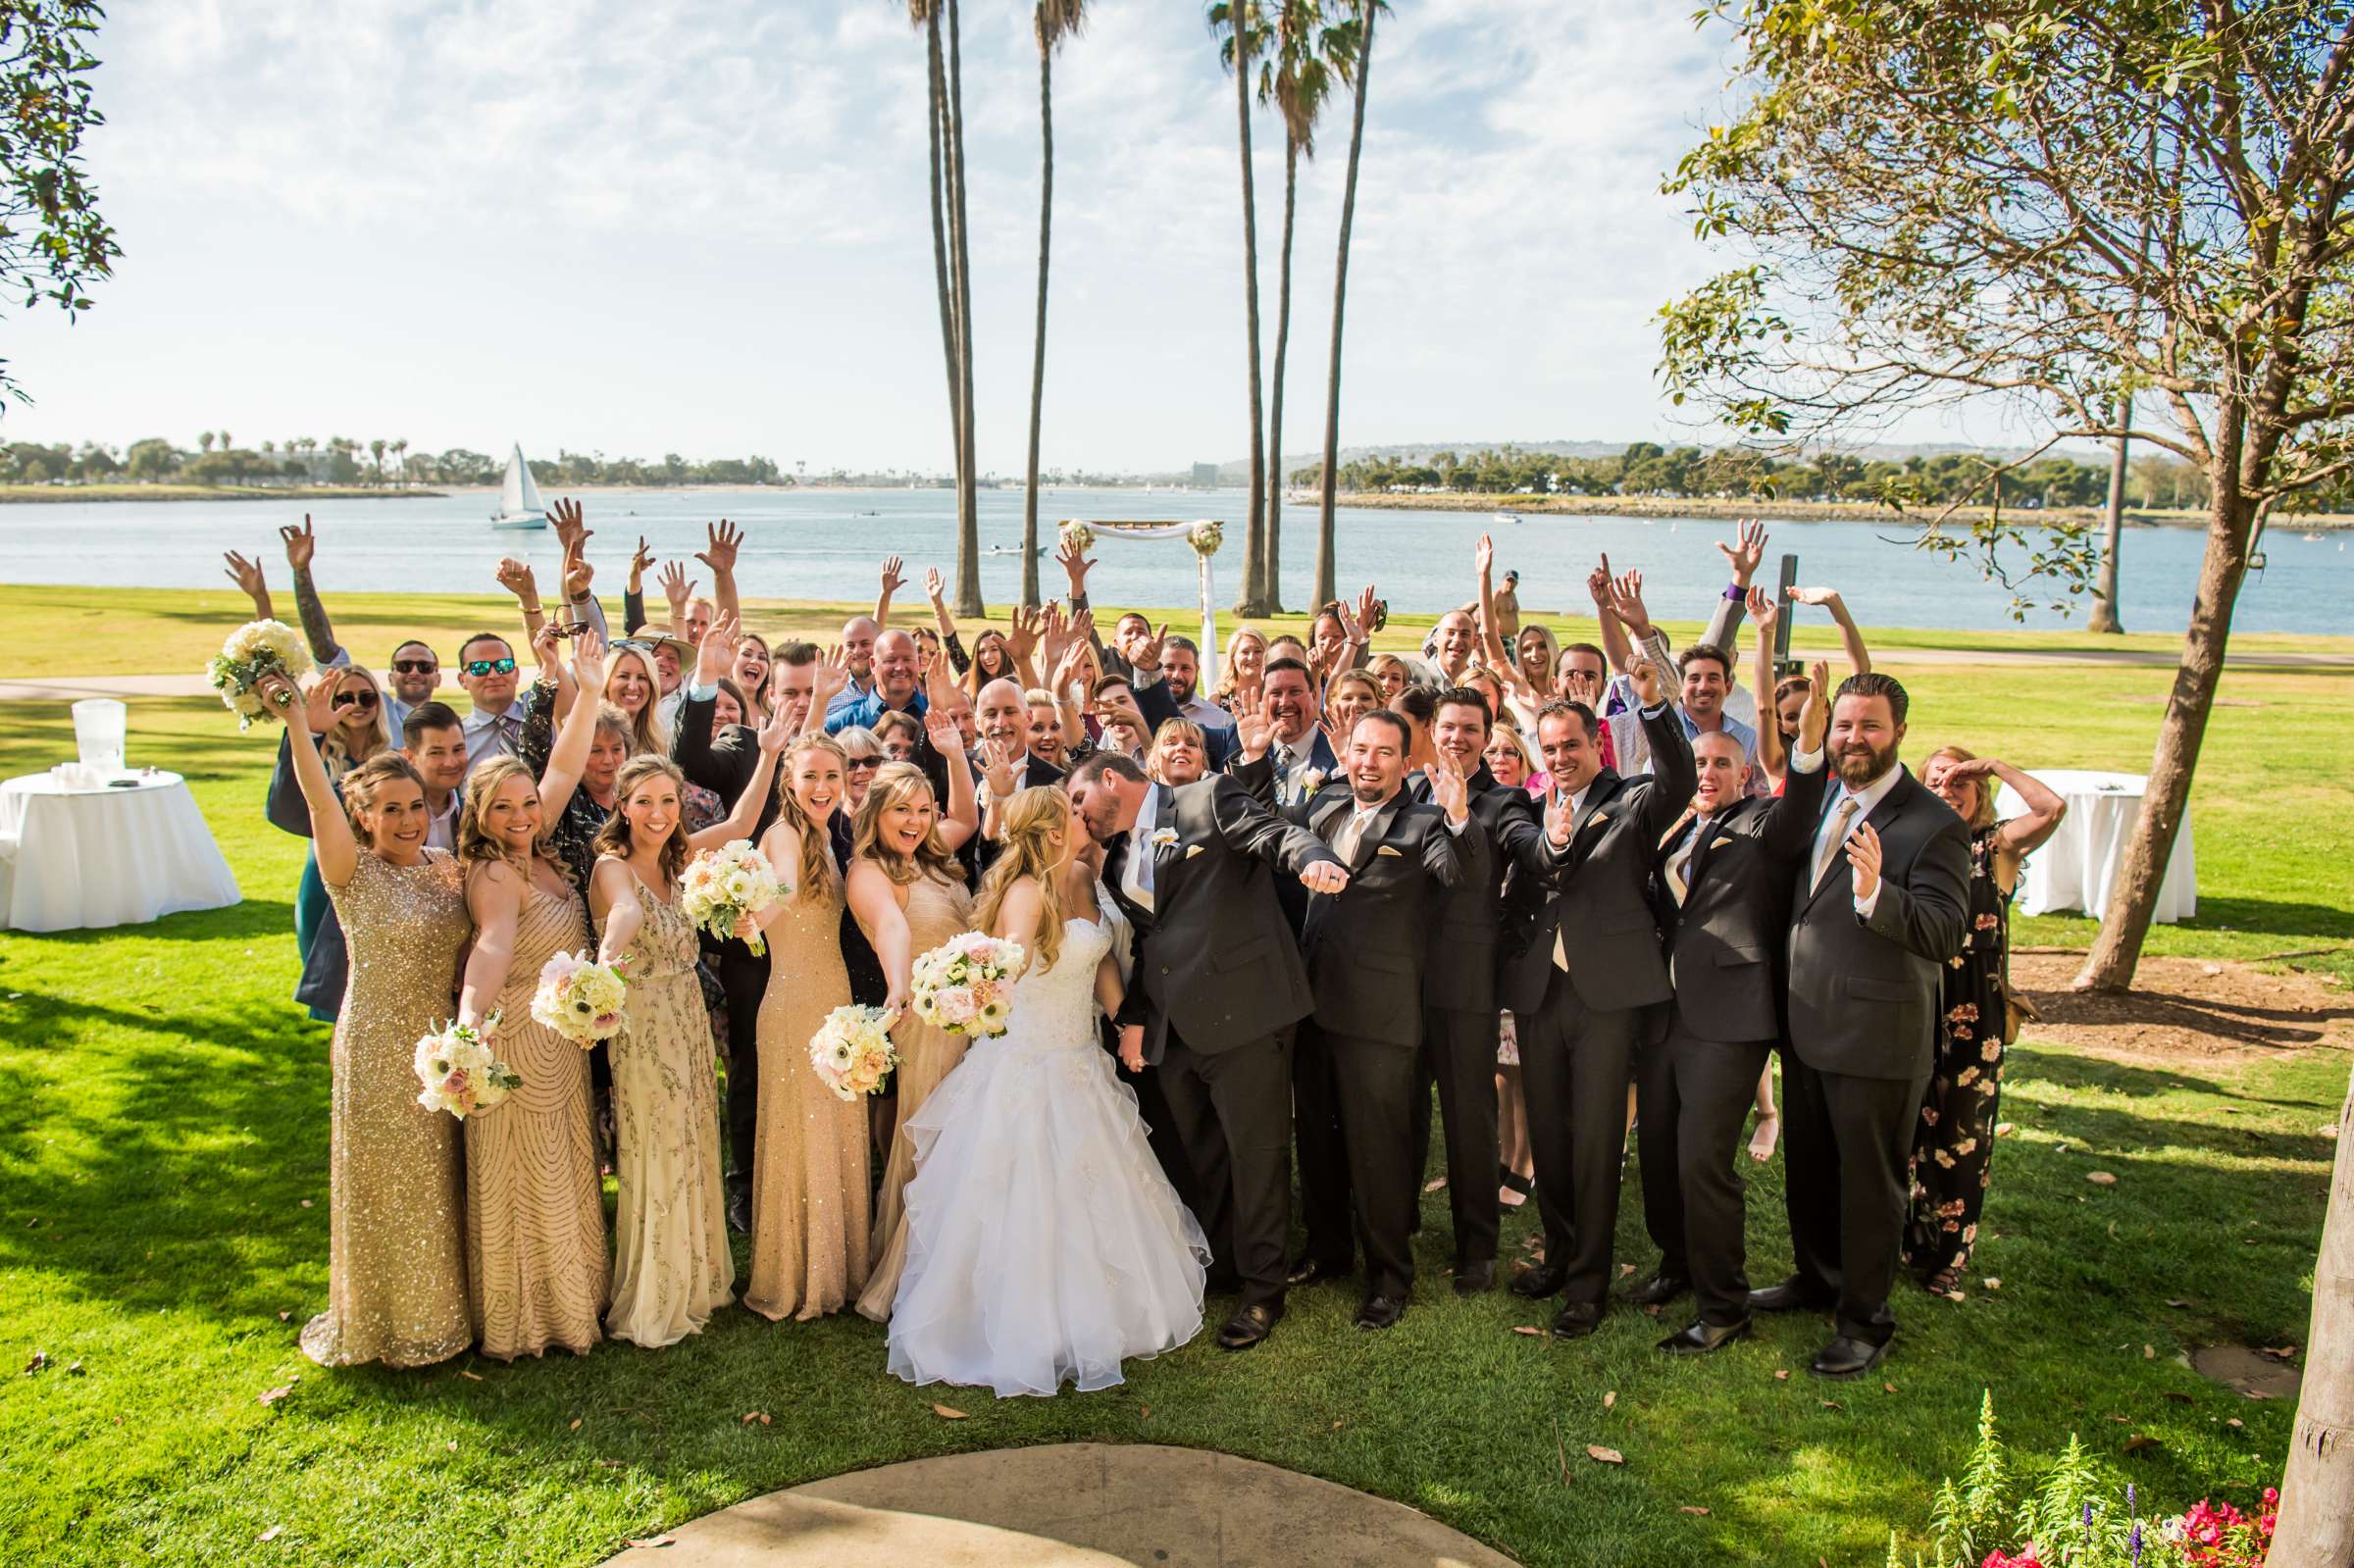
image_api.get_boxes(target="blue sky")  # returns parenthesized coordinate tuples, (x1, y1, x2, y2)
(1, 0, 2041, 472)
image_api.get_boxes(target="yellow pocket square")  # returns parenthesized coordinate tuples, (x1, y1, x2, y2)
(1184, 844, 1205, 859)
(1375, 845, 1404, 857)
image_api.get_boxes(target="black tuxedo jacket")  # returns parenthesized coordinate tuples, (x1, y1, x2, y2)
(1101, 774, 1340, 1063)
(1408, 765, 1547, 1015)
(671, 692, 783, 841)
(1785, 767, 1971, 1081)
(1282, 786, 1477, 1047)
(1505, 704, 1696, 1016)
(1659, 759, 1830, 1042)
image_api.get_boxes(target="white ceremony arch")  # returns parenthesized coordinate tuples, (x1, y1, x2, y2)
(1056, 519, 1225, 684)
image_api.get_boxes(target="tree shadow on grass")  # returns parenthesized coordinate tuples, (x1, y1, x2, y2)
(2179, 895, 2354, 945)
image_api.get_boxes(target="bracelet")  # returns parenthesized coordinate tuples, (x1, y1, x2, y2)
(520, 601, 543, 615)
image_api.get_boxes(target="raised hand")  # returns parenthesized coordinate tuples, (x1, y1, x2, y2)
(811, 643, 851, 708)
(1006, 603, 1044, 665)
(695, 610, 739, 684)
(1716, 518, 1768, 586)
(572, 626, 608, 691)
(303, 673, 339, 733)
(628, 535, 655, 593)
(1054, 532, 1093, 590)
(495, 557, 537, 602)
(1233, 705, 1272, 762)
(223, 550, 271, 613)
(1299, 860, 1350, 895)
(697, 519, 742, 579)
(1067, 604, 1096, 650)
(1429, 751, 1470, 823)
(548, 497, 588, 553)
(1798, 658, 1830, 751)
(980, 735, 1021, 796)
(1609, 567, 1653, 636)
(1745, 582, 1780, 633)
(924, 566, 947, 606)
(1848, 821, 1883, 902)
(757, 694, 795, 755)
(1050, 638, 1093, 693)
(1475, 532, 1495, 579)
(279, 514, 318, 571)
(1587, 555, 1613, 609)
(1789, 584, 1844, 609)
(1038, 601, 1072, 672)
(561, 546, 593, 603)
(1351, 583, 1378, 641)
(532, 621, 566, 679)
(924, 706, 963, 758)
(1628, 655, 1668, 710)
(658, 561, 695, 615)
(1128, 620, 1170, 675)
(255, 670, 305, 728)
(878, 554, 907, 598)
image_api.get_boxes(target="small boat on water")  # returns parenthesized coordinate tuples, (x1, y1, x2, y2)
(489, 444, 548, 530)
(1494, 510, 1523, 524)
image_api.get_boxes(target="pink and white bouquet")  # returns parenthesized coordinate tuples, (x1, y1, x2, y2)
(679, 839, 781, 955)
(529, 949, 628, 1045)
(806, 1004, 897, 1100)
(206, 619, 312, 730)
(412, 1016, 522, 1120)
(909, 933, 1026, 1039)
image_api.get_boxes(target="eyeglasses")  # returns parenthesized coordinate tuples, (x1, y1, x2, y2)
(390, 659, 436, 675)
(332, 689, 380, 711)
(464, 658, 518, 678)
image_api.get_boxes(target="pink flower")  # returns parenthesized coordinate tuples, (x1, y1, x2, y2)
(934, 987, 978, 1026)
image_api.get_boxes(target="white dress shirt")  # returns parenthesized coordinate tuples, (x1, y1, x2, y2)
(425, 789, 461, 852)
(460, 699, 530, 777)
(1122, 785, 1163, 912)
(1811, 759, 1902, 919)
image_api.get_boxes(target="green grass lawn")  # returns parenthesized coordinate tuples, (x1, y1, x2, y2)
(1, 595, 2349, 1566)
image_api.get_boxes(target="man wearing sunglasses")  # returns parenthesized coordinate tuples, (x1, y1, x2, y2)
(455, 632, 530, 776)
(384, 642, 441, 730)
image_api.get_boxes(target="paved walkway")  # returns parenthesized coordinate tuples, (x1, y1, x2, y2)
(597, 1443, 1513, 1568)
(0, 674, 218, 702)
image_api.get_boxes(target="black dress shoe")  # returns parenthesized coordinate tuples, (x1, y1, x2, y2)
(1658, 1318, 1752, 1355)
(1551, 1300, 1604, 1339)
(1452, 1260, 1496, 1296)
(1747, 1277, 1831, 1314)
(725, 1186, 752, 1236)
(1809, 1335, 1888, 1379)
(1285, 1255, 1351, 1289)
(1355, 1293, 1406, 1331)
(1510, 1261, 1568, 1299)
(1630, 1272, 1690, 1308)
(1217, 1301, 1284, 1350)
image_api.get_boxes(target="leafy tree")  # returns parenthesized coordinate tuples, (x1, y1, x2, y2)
(122, 436, 179, 481)
(0, 1, 118, 404)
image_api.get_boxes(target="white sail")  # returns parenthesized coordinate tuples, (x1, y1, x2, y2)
(491, 443, 548, 528)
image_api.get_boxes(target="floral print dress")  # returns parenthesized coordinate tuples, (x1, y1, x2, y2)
(1905, 825, 2012, 1283)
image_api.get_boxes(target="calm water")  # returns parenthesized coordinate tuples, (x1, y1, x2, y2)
(1, 485, 2345, 634)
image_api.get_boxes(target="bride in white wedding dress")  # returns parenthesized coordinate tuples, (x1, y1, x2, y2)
(884, 785, 1209, 1397)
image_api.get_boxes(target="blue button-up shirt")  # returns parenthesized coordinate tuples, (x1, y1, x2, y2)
(824, 686, 928, 735)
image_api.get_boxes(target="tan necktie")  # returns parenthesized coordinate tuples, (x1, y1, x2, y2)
(1816, 797, 1861, 888)
(1665, 840, 1694, 907)
(1330, 808, 1366, 866)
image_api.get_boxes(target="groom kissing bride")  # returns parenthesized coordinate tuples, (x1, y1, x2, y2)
(1066, 751, 1348, 1350)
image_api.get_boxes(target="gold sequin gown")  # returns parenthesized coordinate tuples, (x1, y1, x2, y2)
(855, 870, 975, 1322)
(302, 849, 473, 1369)
(598, 869, 735, 1347)
(744, 864, 872, 1321)
(464, 878, 608, 1359)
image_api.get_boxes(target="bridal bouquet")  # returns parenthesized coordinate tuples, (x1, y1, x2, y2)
(413, 1017, 522, 1120)
(1187, 520, 1223, 556)
(1058, 521, 1095, 555)
(529, 950, 628, 1045)
(679, 839, 780, 955)
(807, 1004, 897, 1100)
(909, 933, 1026, 1039)
(207, 619, 312, 730)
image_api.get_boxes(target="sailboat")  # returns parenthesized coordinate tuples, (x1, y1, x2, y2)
(489, 443, 549, 530)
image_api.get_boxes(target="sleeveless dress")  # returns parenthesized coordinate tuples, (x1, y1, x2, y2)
(1905, 824, 2015, 1280)
(303, 850, 473, 1369)
(854, 871, 975, 1321)
(744, 863, 872, 1321)
(598, 870, 735, 1347)
(465, 878, 608, 1359)
(884, 893, 1209, 1395)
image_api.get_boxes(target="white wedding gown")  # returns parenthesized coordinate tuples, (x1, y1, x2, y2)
(885, 892, 1209, 1397)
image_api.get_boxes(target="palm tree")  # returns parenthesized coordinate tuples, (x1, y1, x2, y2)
(220, 430, 232, 452)
(1210, 0, 1271, 616)
(1312, 0, 1384, 607)
(197, 431, 214, 455)
(913, 3, 964, 584)
(369, 438, 387, 485)
(391, 437, 409, 489)
(945, 0, 982, 617)
(1258, 0, 1345, 611)
(1022, 0, 1087, 609)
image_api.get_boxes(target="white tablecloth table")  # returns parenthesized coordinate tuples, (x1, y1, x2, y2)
(1996, 768, 2195, 924)
(0, 770, 241, 933)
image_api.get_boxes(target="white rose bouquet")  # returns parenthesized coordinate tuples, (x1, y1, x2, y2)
(413, 1016, 522, 1120)
(679, 839, 781, 955)
(806, 1004, 898, 1100)
(909, 932, 1026, 1039)
(1058, 521, 1095, 555)
(1188, 521, 1223, 557)
(529, 949, 629, 1045)
(207, 619, 313, 731)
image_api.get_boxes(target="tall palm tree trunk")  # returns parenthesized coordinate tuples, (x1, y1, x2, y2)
(946, 0, 984, 618)
(1233, 15, 1270, 617)
(1263, 137, 1298, 614)
(925, 8, 962, 502)
(1021, 41, 1052, 610)
(1313, 4, 1373, 608)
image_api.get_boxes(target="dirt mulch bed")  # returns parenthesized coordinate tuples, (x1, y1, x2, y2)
(2010, 949, 2354, 1065)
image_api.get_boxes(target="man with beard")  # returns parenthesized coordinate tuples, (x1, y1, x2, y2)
(1637, 663, 1830, 1355)
(1128, 627, 1241, 772)
(1750, 672, 1969, 1379)
(1236, 657, 1333, 808)
(1161, 635, 1233, 733)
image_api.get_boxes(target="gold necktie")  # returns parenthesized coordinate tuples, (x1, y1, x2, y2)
(1331, 809, 1364, 865)
(1816, 798, 1861, 888)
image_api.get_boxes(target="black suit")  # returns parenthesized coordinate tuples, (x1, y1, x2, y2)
(1100, 775, 1341, 1308)
(1285, 787, 1474, 1297)
(1406, 766, 1548, 1270)
(1636, 758, 1828, 1325)
(1517, 705, 1696, 1305)
(1779, 767, 1970, 1345)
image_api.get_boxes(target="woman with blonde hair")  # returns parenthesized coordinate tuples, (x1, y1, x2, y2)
(589, 723, 789, 1348)
(848, 721, 983, 1320)
(1213, 626, 1269, 714)
(880, 786, 1207, 1395)
(1323, 669, 1381, 748)
(599, 640, 671, 758)
(734, 733, 874, 1321)
(1365, 651, 1412, 707)
(1147, 717, 1208, 785)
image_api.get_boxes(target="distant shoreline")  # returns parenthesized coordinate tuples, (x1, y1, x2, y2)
(1315, 490, 2354, 531)
(0, 483, 447, 504)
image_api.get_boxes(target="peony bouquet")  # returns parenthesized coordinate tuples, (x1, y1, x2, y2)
(1188, 521, 1223, 556)
(806, 1004, 898, 1100)
(207, 619, 313, 730)
(679, 839, 781, 955)
(909, 932, 1026, 1039)
(413, 1016, 522, 1120)
(529, 949, 628, 1045)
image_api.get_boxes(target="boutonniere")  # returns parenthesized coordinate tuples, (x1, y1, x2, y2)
(1150, 828, 1180, 852)
(1298, 769, 1327, 795)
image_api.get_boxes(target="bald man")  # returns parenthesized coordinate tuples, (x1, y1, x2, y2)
(825, 628, 923, 735)
(826, 613, 883, 720)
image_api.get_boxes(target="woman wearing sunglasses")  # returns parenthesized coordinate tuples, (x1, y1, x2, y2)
(834, 728, 886, 813)
(265, 665, 397, 1024)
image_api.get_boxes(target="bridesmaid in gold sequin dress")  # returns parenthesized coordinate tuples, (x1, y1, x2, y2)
(740, 735, 872, 1320)
(589, 737, 785, 1347)
(450, 632, 616, 1357)
(261, 671, 472, 1370)
(844, 738, 980, 1323)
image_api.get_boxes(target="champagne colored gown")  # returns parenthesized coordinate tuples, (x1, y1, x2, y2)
(855, 869, 975, 1322)
(464, 878, 608, 1359)
(597, 870, 735, 1347)
(744, 862, 872, 1320)
(302, 849, 473, 1369)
